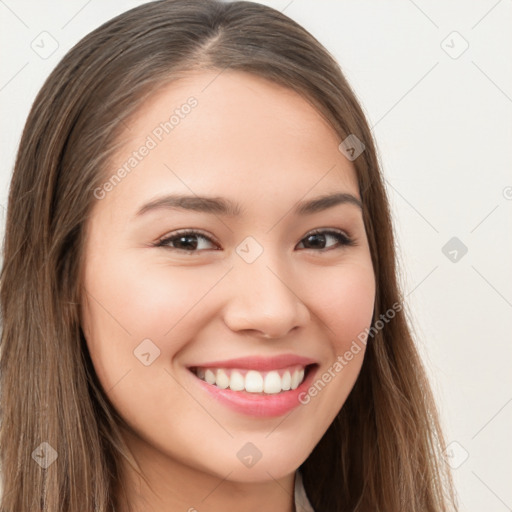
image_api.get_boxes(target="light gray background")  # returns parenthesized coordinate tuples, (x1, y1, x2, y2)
(1, 1, 511, 510)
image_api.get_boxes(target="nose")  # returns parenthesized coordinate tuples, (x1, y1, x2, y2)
(221, 253, 310, 339)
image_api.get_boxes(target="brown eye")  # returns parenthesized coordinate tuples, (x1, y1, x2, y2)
(156, 230, 218, 252)
(297, 230, 354, 251)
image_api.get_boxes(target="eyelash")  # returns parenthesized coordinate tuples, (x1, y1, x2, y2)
(154, 228, 356, 254)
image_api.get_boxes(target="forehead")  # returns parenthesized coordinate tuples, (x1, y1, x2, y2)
(102, 70, 360, 216)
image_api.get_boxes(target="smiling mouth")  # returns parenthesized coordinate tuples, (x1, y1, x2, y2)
(189, 364, 316, 395)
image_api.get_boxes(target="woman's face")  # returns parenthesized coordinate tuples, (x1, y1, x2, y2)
(81, 70, 375, 490)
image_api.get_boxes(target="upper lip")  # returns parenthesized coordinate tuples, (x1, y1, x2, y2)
(188, 354, 317, 372)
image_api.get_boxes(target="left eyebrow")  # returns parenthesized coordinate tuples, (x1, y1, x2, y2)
(294, 192, 363, 215)
(134, 192, 363, 218)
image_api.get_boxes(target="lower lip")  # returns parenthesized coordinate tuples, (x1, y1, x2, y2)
(189, 365, 319, 418)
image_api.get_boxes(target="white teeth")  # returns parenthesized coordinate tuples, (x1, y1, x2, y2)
(281, 371, 291, 391)
(194, 366, 308, 394)
(216, 369, 229, 389)
(263, 371, 282, 394)
(204, 369, 216, 385)
(229, 370, 245, 391)
(245, 370, 263, 392)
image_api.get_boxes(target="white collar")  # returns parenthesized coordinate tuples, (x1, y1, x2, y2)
(294, 470, 315, 512)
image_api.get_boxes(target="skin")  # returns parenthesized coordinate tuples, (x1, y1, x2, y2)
(80, 70, 376, 512)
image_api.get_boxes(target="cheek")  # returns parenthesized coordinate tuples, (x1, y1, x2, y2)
(80, 252, 223, 430)
(311, 259, 376, 350)
(81, 251, 227, 367)
(293, 260, 374, 423)
(123, 262, 237, 343)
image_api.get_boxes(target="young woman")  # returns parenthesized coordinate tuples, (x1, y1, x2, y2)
(0, 0, 457, 510)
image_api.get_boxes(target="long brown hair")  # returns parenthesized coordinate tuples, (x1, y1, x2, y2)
(0, 0, 457, 510)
